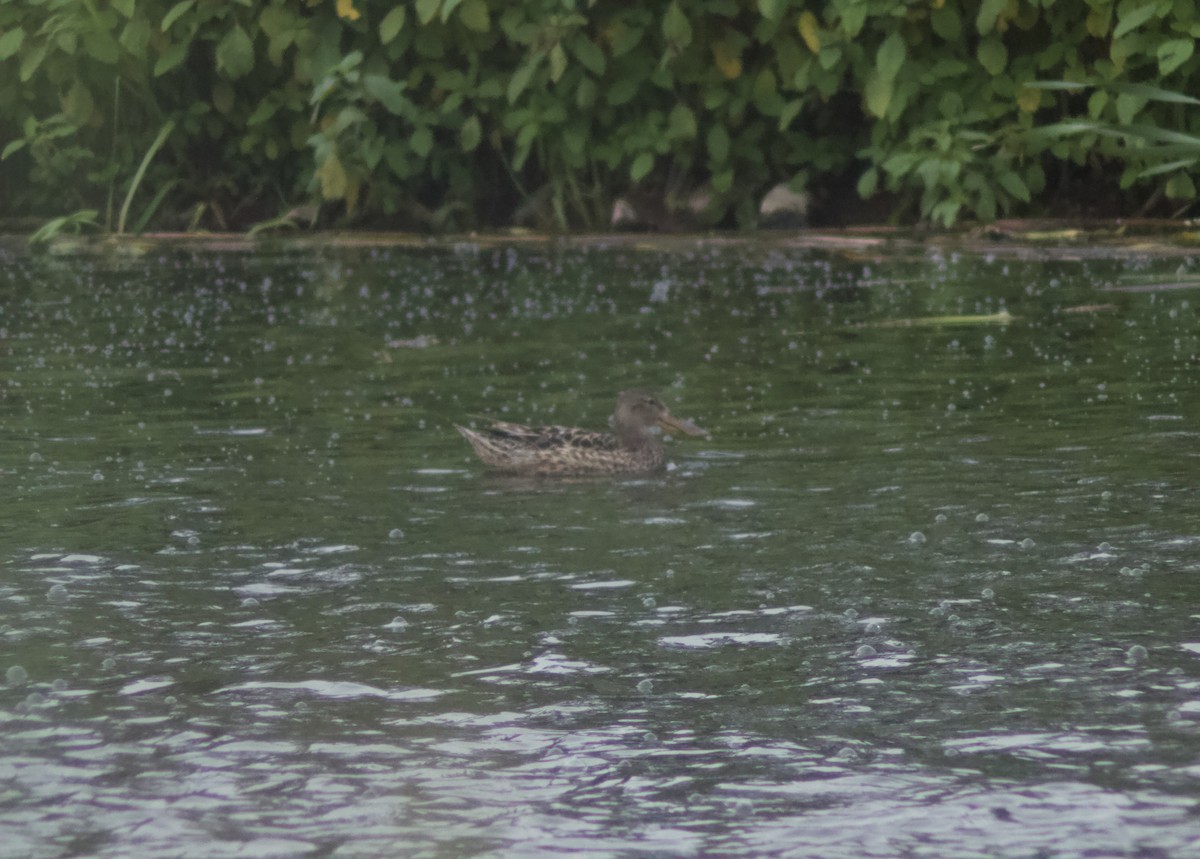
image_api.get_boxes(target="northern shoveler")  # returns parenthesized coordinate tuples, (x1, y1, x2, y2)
(456, 389, 706, 476)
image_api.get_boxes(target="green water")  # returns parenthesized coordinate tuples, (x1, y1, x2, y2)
(3, 236, 1200, 858)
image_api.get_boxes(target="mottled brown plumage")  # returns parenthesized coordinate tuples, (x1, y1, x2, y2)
(456, 390, 706, 475)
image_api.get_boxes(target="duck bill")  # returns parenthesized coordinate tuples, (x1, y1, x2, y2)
(657, 413, 707, 438)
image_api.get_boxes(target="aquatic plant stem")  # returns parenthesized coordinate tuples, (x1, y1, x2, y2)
(117, 119, 176, 235)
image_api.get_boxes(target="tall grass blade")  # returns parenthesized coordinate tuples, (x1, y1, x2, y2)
(118, 120, 176, 235)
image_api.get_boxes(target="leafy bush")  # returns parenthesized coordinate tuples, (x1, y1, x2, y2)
(2, 0, 1200, 232)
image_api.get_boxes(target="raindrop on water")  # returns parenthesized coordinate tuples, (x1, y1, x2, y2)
(907, 531, 927, 546)
(388, 528, 405, 540)
(636, 679, 654, 693)
(855, 645, 877, 658)
(47, 584, 68, 603)
(975, 513, 990, 523)
(1019, 538, 1036, 549)
(6, 665, 28, 686)
(1126, 644, 1149, 663)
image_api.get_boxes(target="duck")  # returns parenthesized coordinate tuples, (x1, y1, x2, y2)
(456, 389, 706, 475)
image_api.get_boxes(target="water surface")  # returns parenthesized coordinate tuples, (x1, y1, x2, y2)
(3, 235, 1200, 857)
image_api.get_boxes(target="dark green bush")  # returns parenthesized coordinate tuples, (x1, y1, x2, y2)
(2, 0, 1200, 232)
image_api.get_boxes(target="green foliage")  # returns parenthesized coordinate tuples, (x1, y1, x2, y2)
(4, 0, 1200, 231)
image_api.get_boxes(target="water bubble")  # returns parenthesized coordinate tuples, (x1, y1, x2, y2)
(636, 679, 654, 693)
(6, 665, 28, 686)
(241, 597, 260, 607)
(101, 657, 117, 671)
(388, 528, 405, 540)
(843, 608, 859, 620)
(23, 691, 46, 708)
(29, 452, 43, 463)
(934, 513, 947, 524)
(1126, 644, 1149, 663)
(975, 513, 990, 523)
(642, 596, 656, 608)
(1019, 538, 1036, 549)
(907, 531, 927, 546)
(981, 587, 995, 599)
(865, 622, 881, 635)
(52, 678, 68, 692)
(47, 584, 68, 603)
(855, 645, 877, 658)
(92, 471, 104, 482)
(384, 616, 408, 631)
(1097, 542, 1113, 553)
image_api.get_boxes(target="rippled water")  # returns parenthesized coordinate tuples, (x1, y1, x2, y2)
(3, 235, 1200, 858)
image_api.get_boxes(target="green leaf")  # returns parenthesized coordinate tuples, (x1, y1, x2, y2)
(19, 42, 47, 81)
(757, 0, 787, 21)
(857, 167, 878, 198)
(154, 41, 187, 76)
(216, 24, 254, 79)
(62, 79, 94, 125)
(707, 125, 730, 163)
(976, 37, 1006, 75)
(976, 0, 1007, 34)
(317, 150, 348, 200)
(459, 0, 490, 33)
(459, 115, 481, 151)
(0, 26, 25, 60)
(120, 17, 151, 58)
(380, 7, 407, 44)
(246, 98, 279, 126)
(1157, 39, 1194, 76)
(549, 43, 567, 83)
(2, 138, 27, 159)
(779, 98, 803, 130)
(415, 0, 440, 26)
(668, 104, 697, 139)
(712, 169, 733, 193)
(876, 32, 906, 81)
(839, 3, 866, 37)
(113, 0, 135, 17)
(606, 75, 638, 106)
(752, 69, 783, 115)
(571, 35, 605, 75)
(1165, 172, 1197, 199)
(410, 126, 434, 157)
(1113, 2, 1158, 38)
(364, 74, 411, 115)
(930, 6, 961, 41)
(662, 3, 692, 47)
(863, 71, 892, 119)
(1115, 92, 1146, 124)
(162, 0, 195, 32)
(507, 54, 541, 103)
(630, 151, 654, 182)
(998, 171, 1030, 202)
